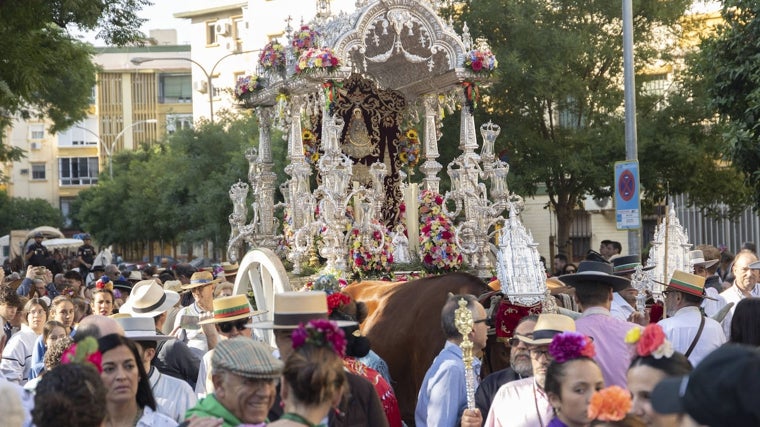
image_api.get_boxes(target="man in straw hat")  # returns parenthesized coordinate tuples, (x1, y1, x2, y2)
(194, 294, 266, 397)
(250, 291, 388, 427)
(119, 279, 201, 389)
(559, 260, 638, 387)
(479, 313, 576, 427)
(184, 337, 284, 427)
(173, 271, 221, 356)
(115, 316, 197, 423)
(659, 270, 726, 366)
(609, 254, 653, 324)
(689, 248, 727, 318)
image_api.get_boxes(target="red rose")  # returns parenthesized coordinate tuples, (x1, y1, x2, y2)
(331, 57, 339, 66)
(424, 254, 433, 263)
(441, 231, 452, 240)
(472, 60, 483, 71)
(637, 324, 665, 357)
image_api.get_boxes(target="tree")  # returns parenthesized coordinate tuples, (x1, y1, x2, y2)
(0, 191, 64, 235)
(697, 1, 760, 210)
(0, 0, 149, 163)
(455, 0, 728, 256)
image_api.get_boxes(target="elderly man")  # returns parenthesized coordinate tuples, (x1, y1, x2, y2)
(474, 315, 537, 419)
(720, 249, 760, 336)
(416, 294, 489, 427)
(173, 271, 220, 356)
(184, 338, 282, 427)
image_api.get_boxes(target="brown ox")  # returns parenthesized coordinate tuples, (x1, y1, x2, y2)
(344, 272, 509, 425)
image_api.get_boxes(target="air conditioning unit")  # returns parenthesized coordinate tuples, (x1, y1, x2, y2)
(584, 195, 613, 212)
(30, 142, 41, 150)
(224, 41, 240, 53)
(215, 22, 232, 37)
(19, 169, 29, 175)
(193, 80, 208, 94)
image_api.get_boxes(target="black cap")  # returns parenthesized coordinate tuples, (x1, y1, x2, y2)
(651, 344, 760, 426)
(33, 232, 43, 238)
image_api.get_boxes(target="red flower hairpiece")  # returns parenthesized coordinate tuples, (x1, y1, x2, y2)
(587, 385, 632, 421)
(61, 336, 103, 373)
(548, 331, 596, 363)
(291, 319, 347, 357)
(95, 277, 113, 291)
(625, 324, 674, 359)
(327, 293, 352, 315)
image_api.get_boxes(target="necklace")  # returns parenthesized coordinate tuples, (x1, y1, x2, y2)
(281, 412, 325, 427)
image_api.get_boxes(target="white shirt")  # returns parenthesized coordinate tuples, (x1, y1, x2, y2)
(173, 303, 208, 356)
(719, 283, 760, 337)
(136, 405, 178, 427)
(701, 287, 727, 318)
(610, 292, 635, 322)
(194, 349, 214, 398)
(658, 306, 726, 366)
(484, 377, 552, 427)
(149, 367, 197, 423)
(1, 325, 39, 384)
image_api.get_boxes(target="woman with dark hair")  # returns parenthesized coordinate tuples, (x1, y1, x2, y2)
(1, 298, 47, 383)
(97, 333, 177, 427)
(32, 363, 107, 427)
(730, 297, 760, 345)
(625, 324, 692, 427)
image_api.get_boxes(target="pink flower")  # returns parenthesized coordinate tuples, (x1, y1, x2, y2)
(637, 323, 667, 357)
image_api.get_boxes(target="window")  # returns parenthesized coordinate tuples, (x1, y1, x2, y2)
(233, 16, 246, 40)
(30, 124, 45, 140)
(159, 73, 192, 103)
(60, 197, 76, 227)
(166, 114, 194, 134)
(211, 75, 222, 99)
(59, 157, 99, 186)
(58, 120, 99, 147)
(31, 163, 46, 180)
(206, 21, 218, 45)
(569, 210, 591, 261)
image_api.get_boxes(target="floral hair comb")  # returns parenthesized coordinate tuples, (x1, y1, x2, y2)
(587, 385, 632, 421)
(625, 324, 674, 359)
(61, 336, 103, 373)
(548, 331, 596, 363)
(292, 319, 347, 357)
(95, 277, 113, 291)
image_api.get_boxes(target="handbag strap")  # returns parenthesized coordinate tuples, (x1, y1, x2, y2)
(684, 314, 706, 358)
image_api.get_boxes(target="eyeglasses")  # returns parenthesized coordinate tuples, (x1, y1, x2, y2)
(508, 335, 533, 347)
(218, 318, 250, 333)
(529, 347, 551, 360)
(474, 318, 488, 325)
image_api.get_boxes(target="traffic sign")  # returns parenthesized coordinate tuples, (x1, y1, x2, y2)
(615, 160, 641, 230)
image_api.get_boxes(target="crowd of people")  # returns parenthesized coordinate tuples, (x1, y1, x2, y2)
(1, 234, 760, 427)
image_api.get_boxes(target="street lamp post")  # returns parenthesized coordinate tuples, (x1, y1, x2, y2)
(131, 51, 256, 124)
(76, 119, 157, 179)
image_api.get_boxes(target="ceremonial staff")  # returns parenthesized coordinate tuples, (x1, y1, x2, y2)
(455, 298, 476, 411)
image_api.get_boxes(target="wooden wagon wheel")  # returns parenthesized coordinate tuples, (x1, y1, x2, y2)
(232, 248, 291, 347)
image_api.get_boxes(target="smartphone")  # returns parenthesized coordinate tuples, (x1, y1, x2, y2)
(179, 314, 200, 329)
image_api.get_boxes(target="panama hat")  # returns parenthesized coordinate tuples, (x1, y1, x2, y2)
(516, 313, 576, 345)
(611, 255, 655, 276)
(181, 270, 221, 290)
(689, 250, 719, 269)
(559, 260, 631, 292)
(163, 280, 183, 293)
(664, 270, 716, 300)
(249, 291, 357, 330)
(198, 294, 265, 325)
(119, 279, 180, 317)
(128, 270, 143, 282)
(115, 316, 173, 341)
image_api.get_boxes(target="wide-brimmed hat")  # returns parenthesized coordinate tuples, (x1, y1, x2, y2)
(611, 255, 655, 276)
(516, 313, 576, 345)
(163, 280, 183, 293)
(128, 270, 143, 282)
(688, 250, 719, 269)
(119, 279, 180, 317)
(91, 265, 105, 273)
(249, 291, 357, 330)
(559, 261, 631, 292)
(113, 279, 132, 292)
(664, 270, 715, 300)
(115, 316, 173, 341)
(212, 337, 283, 380)
(181, 271, 221, 290)
(221, 262, 239, 279)
(651, 344, 760, 425)
(198, 294, 265, 325)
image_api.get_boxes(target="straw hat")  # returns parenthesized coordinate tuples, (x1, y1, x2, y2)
(128, 270, 143, 282)
(115, 316, 173, 341)
(163, 280, 183, 293)
(198, 294, 265, 325)
(249, 291, 357, 330)
(665, 270, 715, 300)
(119, 279, 180, 317)
(181, 271, 221, 290)
(515, 313, 576, 345)
(689, 250, 719, 269)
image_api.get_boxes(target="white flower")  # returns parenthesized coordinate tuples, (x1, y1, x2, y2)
(652, 340, 674, 359)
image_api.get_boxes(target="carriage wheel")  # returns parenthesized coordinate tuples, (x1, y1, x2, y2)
(232, 248, 291, 347)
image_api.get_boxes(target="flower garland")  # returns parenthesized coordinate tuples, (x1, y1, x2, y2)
(397, 129, 421, 171)
(296, 47, 341, 74)
(625, 324, 674, 359)
(292, 319, 347, 357)
(548, 331, 596, 363)
(61, 336, 103, 373)
(418, 190, 462, 274)
(234, 75, 264, 101)
(292, 25, 320, 55)
(587, 386, 632, 422)
(259, 40, 286, 72)
(463, 47, 498, 74)
(348, 225, 394, 279)
(302, 128, 320, 165)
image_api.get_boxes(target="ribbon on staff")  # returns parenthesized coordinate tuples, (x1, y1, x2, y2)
(462, 81, 479, 113)
(323, 80, 343, 114)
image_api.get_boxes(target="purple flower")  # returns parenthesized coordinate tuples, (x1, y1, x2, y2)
(549, 331, 593, 363)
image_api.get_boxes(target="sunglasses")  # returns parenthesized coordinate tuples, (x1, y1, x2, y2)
(218, 318, 250, 333)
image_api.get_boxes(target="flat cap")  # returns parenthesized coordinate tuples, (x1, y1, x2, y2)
(212, 337, 283, 380)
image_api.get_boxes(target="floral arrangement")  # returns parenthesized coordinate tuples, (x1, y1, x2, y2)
(234, 75, 264, 100)
(305, 273, 348, 294)
(292, 319, 347, 357)
(548, 331, 596, 363)
(418, 190, 462, 274)
(302, 129, 320, 165)
(61, 336, 103, 373)
(327, 292, 352, 315)
(296, 47, 341, 74)
(397, 129, 421, 170)
(625, 324, 674, 359)
(463, 47, 498, 74)
(259, 40, 286, 72)
(348, 225, 394, 278)
(292, 25, 320, 54)
(587, 386, 632, 422)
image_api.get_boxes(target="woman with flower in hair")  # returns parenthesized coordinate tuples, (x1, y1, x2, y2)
(625, 324, 692, 427)
(544, 331, 605, 427)
(587, 386, 644, 427)
(268, 319, 347, 427)
(91, 276, 115, 316)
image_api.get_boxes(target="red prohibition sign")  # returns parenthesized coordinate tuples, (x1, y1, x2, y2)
(619, 170, 635, 202)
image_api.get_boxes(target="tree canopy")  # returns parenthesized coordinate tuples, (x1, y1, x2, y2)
(0, 191, 64, 235)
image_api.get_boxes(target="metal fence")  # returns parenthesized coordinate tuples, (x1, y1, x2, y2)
(672, 194, 760, 252)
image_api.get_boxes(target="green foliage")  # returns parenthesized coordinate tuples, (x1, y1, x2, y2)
(0, 191, 64, 235)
